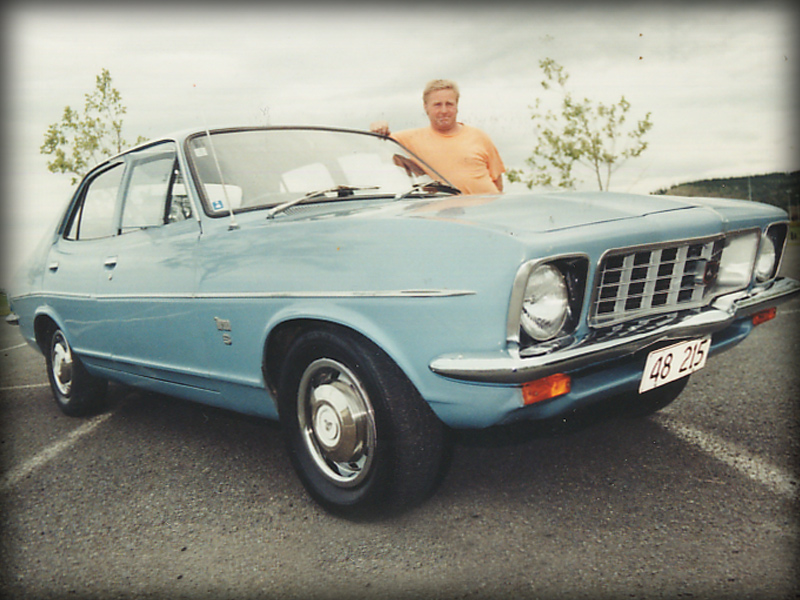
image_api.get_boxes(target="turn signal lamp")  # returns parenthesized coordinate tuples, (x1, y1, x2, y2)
(522, 373, 571, 405)
(752, 307, 777, 326)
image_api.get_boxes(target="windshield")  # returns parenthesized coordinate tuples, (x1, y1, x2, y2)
(186, 128, 452, 215)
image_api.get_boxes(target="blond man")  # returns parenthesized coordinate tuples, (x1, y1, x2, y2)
(371, 80, 505, 194)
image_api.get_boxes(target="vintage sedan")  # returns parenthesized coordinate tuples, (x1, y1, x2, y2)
(7, 126, 799, 516)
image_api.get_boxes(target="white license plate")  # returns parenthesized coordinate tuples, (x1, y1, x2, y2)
(639, 336, 711, 393)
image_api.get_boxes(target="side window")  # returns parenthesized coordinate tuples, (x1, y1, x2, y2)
(166, 168, 193, 223)
(122, 144, 182, 231)
(65, 163, 124, 241)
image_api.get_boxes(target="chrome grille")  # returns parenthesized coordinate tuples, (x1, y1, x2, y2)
(590, 238, 724, 327)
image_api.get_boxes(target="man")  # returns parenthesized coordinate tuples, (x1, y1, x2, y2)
(370, 80, 505, 195)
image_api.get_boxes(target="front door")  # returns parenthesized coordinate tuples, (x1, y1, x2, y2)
(98, 143, 205, 389)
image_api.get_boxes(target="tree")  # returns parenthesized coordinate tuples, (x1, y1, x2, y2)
(508, 59, 653, 191)
(40, 68, 146, 184)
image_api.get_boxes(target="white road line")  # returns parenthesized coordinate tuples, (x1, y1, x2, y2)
(1, 343, 28, 352)
(0, 383, 50, 392)
(655, 415, 798, 499)
(0, 412, 112, 492)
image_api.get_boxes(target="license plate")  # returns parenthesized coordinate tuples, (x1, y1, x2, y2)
(639, 336, 711, 393)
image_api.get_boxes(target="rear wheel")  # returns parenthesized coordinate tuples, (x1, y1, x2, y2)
(277, 328, 446, 517)
(46, 328, 107, 417)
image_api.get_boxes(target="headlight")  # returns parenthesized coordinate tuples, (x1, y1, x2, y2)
(507, 256, 587, 348)
(754, 233, 777, 282)
(754, 224, 788, 283)
(715, 230, 759, 291)
(520, 264, 569, 341)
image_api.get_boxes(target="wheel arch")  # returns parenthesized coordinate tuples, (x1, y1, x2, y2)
(33, 311, 63, 354)
(262, 316, 423, 403)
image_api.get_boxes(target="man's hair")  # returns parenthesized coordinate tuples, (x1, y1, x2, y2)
(423, 79, 460, 104)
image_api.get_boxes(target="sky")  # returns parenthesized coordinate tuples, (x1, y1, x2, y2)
(1, 1, 798, 287)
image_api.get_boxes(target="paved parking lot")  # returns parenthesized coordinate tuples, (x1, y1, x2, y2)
(1, 248, 797, 599)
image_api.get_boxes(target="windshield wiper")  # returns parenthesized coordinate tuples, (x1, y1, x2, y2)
(266, 185, 380, 219)
(394, 180, 461, 200)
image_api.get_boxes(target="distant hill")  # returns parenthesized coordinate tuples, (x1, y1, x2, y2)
(654, 171, 799, 219)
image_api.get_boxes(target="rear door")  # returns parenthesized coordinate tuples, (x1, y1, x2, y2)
(44, 161, 125, 364)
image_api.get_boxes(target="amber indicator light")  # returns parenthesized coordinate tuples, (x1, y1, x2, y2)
(752, 307, 777, 326)
(522, 373, 572, 406)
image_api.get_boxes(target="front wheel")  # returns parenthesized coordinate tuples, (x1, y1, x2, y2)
(45, 328, 108, 417)
(277, 328, 446, 517)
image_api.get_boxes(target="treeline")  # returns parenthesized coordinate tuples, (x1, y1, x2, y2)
(654, 171, 799, 215)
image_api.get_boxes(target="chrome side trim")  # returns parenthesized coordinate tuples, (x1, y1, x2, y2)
(14, 289, 475, 302)
(431, 276, 800, 384)
(190, 289, 475, 299)
(10, 291, 92, 302)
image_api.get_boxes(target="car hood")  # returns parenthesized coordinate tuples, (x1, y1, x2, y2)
(392, 191, 700, 233)
(262, 190, 786, 251)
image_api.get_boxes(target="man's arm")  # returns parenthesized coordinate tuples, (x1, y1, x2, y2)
(493, 174, 503, 192)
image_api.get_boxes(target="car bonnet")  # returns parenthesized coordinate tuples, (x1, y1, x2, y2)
(396, 191, 700, 233)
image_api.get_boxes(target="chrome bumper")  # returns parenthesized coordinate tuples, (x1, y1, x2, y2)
(430, 277, 800, 384)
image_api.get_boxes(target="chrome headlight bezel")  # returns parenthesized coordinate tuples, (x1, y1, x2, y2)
(755, 223, 788, 283)
(507, 256, 588, 346)
(754, 233, 777, 283)
(710, 229, 760, 295)
(521, 264, 569, 341)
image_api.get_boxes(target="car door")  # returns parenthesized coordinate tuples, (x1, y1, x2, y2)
(43, 161, 125, 365)
(97, 142, 206, 390)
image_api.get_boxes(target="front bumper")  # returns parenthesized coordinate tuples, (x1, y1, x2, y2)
(430, 276, 800, 384)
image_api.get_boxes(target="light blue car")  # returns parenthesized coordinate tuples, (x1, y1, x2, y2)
(7, 126, 799, 515)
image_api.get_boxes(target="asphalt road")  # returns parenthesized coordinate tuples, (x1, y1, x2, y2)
(1, 248, 798, 600)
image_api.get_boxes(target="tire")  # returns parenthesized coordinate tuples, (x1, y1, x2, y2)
(45, 328, 108, 417)
(277, 328, 446, 517)
(621, 376, 690, 417)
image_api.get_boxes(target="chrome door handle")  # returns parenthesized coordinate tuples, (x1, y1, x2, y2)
(104, 256, 118, 268)
(48, 261, 59, 272)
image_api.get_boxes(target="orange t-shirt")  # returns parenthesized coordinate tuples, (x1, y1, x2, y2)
(392, 124, 505, 195)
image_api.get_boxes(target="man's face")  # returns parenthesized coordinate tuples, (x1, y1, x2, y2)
(424, 89, 459, 133)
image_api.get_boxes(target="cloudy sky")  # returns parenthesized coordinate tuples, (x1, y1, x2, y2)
(2, 1, 797, 286)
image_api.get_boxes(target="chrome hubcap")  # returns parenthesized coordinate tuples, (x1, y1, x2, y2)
(52, 334, 73, 397)
(298, 358, 376, 487)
